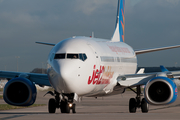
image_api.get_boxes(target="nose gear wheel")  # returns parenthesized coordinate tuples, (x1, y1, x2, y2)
(46, 91, 76, 114)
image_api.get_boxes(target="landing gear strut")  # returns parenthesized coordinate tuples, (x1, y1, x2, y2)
(60, 93, 76, 113)
(129, 86, 149, 113)
(46, 91, 76, 114)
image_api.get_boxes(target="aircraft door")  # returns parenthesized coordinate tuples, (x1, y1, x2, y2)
(87, 44, 100, 68)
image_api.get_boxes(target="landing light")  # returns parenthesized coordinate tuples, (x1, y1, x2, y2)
(69, 103, 73, 108)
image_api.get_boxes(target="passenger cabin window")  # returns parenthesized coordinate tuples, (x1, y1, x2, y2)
(101, 56, 114, 62)
(54, 54, 65, 59)
(117, 57, 120, 62)
(100, 56, 136, 63)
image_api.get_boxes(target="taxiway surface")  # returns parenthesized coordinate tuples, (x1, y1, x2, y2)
(0, 90, 180, 120)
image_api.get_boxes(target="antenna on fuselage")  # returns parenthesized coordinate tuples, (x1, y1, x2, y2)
(90, 32, 94, 38)
(92, 32, 94, 38)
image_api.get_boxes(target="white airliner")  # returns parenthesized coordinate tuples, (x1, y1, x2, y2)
(1, 0, 180, 113)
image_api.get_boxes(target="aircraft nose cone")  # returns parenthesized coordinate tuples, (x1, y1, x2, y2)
(55, 60, 80, 93)
(58, 64, 70, 82)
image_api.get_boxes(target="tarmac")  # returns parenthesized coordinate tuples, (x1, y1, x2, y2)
(0, 90, 180, 120)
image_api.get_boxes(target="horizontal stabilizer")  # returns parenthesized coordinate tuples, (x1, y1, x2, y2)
(137, 68, 145, 74)
(36, 42, 56, 46)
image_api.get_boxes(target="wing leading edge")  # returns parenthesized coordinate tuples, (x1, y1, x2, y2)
(135, 45, 180, 55)
(0, 71, 51, 86)
(117, 66, 180, 87)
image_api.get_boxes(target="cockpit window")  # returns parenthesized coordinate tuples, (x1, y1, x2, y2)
(54, 53, 87, 61)
(54, 54, 65, 59)
(79, 54, 83, 61)
(67, 54, 79, 59)
(79, 53, 87, 61)
(83, 54, 87, 60)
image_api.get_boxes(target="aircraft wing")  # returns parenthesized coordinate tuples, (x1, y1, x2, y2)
(117, 73, 156, 87)
(0, 71, 51, 86)
(117, 68, 180, 87)
(135, 45, 180, 55)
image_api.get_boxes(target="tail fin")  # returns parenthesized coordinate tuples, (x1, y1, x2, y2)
(111, 0, 125, 42)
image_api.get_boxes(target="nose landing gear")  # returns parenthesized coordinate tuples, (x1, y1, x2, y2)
(60, 100, 76, 113)
(46, 91, 76, 114)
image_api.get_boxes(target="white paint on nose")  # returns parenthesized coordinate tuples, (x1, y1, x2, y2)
(55, 60, 81, 93)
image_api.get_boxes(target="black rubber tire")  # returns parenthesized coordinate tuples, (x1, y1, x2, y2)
(48, 98, 56, 113)
(129, 98, 137, 113)
(141, 98, 149, 113)
(72, 104, 76, 113)
(60, 101, 70, 113)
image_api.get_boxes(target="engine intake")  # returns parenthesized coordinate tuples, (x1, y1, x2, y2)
(144, 77, 178, 105)
(3, 77, 37, 106)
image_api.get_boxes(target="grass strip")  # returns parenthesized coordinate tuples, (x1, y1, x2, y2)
(0, 104, 46, 111)
(0, 95, 3, 99)
(0, 88, 3, 92)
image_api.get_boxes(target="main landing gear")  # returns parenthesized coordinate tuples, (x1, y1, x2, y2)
(128, 86, 149, 113)
(46, 91, 76, 114)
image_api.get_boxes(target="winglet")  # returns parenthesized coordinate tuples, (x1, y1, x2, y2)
(160, 65, 169, 72)
(111, 0, 125, 42)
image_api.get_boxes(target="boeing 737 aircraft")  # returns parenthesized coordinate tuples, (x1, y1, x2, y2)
(1, 0, 180, 113)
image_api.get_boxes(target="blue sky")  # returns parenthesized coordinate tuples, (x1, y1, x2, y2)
(0, 0, 180, 72)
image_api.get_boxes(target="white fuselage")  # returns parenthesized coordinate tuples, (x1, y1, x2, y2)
(47, 36, 137, 97)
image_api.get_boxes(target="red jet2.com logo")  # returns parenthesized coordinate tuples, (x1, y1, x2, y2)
(88, 65, 114, 85)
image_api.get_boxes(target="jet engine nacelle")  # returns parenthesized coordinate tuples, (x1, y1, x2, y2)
(3, 77, 37, 106)
(144, 77, 178, 105)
